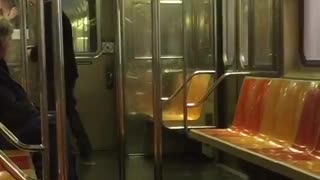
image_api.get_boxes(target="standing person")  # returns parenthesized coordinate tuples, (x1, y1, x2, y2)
(0, 17, 78, 180)
(29, 0, 93, 162)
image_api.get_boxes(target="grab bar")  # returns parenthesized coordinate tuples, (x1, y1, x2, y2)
(0, 123, 44, 152)
(161, 70, 216, 101)
(0, 150, 36, 180)
(187, 71, 278, 107)
(76, 46, 105, 60)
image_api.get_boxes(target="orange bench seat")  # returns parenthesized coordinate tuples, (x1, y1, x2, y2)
(0, 150, 36, 180)
(189, 77, 320, 179)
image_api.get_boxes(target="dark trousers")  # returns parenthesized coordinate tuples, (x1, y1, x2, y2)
(65, 81, 92, 157)
(0, 115, 78, 180)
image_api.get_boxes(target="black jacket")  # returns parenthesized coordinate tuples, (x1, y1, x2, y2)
(0, 59, 40, 133)
(44, 1, 79, 83)
(44, 2, 79, 110)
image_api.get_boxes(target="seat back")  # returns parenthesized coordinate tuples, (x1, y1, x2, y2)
(292, 88, 320, 152)
(163, 73, 211, 121)
(311, 105, 320, 157)
(232, 78, 258, 131)
(259, 79, 286, 138)
(243, 79, 270, 134)
(187, 74, 212, 120)
(272, 81, 314, 145)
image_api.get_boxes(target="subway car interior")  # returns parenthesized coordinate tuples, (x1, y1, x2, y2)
(0, 0, 320, 179)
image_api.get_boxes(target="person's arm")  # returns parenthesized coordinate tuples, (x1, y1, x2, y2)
(0, 85, 38, 122)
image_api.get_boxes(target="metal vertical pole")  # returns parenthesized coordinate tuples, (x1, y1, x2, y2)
(182, 0, 188, 134)
(214, 0, 226, 128)
(235, 0, 240, 69)
(115, 0, 126, 179)
(52, 0, 68, 179)
(151, 0, 163, 179)
(38, 0, 50, 179)
(19, 0, 29, 95)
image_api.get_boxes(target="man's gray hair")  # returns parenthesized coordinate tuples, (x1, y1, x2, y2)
(0, 17, 13, 45)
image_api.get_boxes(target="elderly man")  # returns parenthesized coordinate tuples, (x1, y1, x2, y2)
(0, 17, 78, 180)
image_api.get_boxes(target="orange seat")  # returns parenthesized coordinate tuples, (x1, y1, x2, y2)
(199, 78, 318, 150)
(0, 150, 36, 179)
(251, 89, 320, 159)
(202, 78, 271, 147)
(219, 79, 285, 149)
(191, 77, 320, 177)
(162, 74, 211, 121)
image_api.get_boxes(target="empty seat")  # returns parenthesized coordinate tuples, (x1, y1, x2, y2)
(187, 74, 212, 120)
(252, 88, 320, 157)
(189, 77, 320, 178)
(162, 74, 211, 121)
(0, 150, 36, 179)
(198, 78, 318, 149)
(260, 81, 315, 146)
(202, 78, 273, 148)
(199, 78, 263, 137)
(219, 79, 283, 148)
(232, 78, 261, 132)
(279, 89, 320, 174)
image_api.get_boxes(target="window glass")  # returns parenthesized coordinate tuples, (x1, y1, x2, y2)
(63, 0, 98, 53)
(303, 0, 320, 62)
(223, 0, 235, 66)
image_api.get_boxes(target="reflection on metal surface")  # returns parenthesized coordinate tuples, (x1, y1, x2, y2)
(0, 150, 36, 180)
(0, 123, 44, 152)
(239, 0, 277, 68)
(37, 0, 50, 178)
(52, 0, 69, 179)
(115, 0, 126, 178)
(253, 0, 274, 66)
(223, 0, 236, 66)
(160, 3, 183, 56)
(239, 0, 249, 67)
(189, 0, 214, 69)
(151, 0, 163, 179)
(124, 0, 215, 124)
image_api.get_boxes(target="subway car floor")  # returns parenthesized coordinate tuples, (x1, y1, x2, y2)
(77, 151, 247, 180)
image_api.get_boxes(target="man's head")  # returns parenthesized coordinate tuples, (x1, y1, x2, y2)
(0, 17, 12, 59)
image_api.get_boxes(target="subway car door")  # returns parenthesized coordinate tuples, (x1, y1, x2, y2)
(63, 0, 117, 150)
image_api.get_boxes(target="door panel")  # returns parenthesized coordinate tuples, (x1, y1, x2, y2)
(70, 0, 117, 150)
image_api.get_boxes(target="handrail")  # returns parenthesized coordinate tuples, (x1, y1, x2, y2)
(75, 44, 105, 60)
(0, 123, 44, 152)
(26, 45, 36, 50)
(161, 70, 216, 101)
(187, 71, 278, 107)
(0, 150, 36, 180)
(134, 56, 183, 60)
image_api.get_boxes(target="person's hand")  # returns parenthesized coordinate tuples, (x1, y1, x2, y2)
(4, 7, 19, 20)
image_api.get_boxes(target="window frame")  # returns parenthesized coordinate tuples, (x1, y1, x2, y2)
(300, 0, 320, 66)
